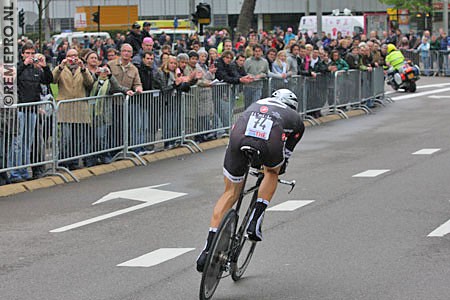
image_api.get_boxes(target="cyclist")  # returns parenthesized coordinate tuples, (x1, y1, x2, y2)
(196, 89, 305, 272)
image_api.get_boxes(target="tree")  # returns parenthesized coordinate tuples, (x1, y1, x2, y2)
(379, 0, 433, 31)
(236, 0, 257, 39)
(34, 0, 52, 51)
(378, 0, 431, 12)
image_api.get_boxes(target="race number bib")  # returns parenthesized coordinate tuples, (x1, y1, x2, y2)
(244, 113, 273, 140)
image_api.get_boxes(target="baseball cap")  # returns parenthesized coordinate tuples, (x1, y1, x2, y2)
(132, 22, 141, 29)
(143, 22, 150, 27)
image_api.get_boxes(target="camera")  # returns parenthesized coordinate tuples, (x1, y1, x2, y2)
(69, 58, 77, 64)
(32, 57, 39, 63)
(98, 67, 107, 73)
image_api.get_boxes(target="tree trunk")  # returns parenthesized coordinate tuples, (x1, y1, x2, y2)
(38, 0, 43, 51)
(236, 0, 257, 39)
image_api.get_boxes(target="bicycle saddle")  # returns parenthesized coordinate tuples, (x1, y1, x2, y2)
(240, 146, 263, 169)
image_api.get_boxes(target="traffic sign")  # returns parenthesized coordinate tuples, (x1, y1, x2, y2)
(74, 13, 87, 28)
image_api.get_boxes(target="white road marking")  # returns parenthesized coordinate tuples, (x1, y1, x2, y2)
(92, 183, 171, 205)
(428, 95, 450, 99)
(352, 169, 390, 177)
(412, 148, 441, 155)
(428, 219, 450, 237)
(50, 185, 187, 233)
(391, 87, 450, 101)
(386, 83, 450, 95)
(117, 248, 195, 267)
(267, 200, 315, 211)
(415, 83, 450, 89)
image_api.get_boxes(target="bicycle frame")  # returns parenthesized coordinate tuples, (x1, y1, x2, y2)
(234, 168, 264, 216)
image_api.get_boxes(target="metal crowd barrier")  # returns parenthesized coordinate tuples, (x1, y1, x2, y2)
(268, 76, 307, 117)
(55, 94, 135, 179)
(301, 73, 330, 121)
(183, 85, 213, 145)
(242, 78, 270, 109)
(0, 70, 386, 184)
(400, 49, 421, 66)
(333, 70, 362, 117)
(128, 90, 163, 153)
(230, 84, 245, 124)
(0, 101, 63, 181)
(401, 49, 450, 76)
(288, 76, 307, 116)
(372, 67, 385, 98)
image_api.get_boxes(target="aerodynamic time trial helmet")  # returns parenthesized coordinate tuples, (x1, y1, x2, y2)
(272, 89, 298, 110)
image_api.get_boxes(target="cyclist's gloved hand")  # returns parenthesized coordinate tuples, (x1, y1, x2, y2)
(279, 159, 288, 175)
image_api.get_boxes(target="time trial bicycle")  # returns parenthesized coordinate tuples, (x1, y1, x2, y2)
(199, 145, 295, 300)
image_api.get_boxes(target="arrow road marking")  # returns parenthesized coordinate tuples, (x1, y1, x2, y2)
(428, 219, 450, 237)
(50, 184, 186, 233)
(117, 248, 195, 267)
(92, 183, 171, 205)
(352, 169, 390, 178)
(412, 148, 441, 155)
(267, 200, 315, 211)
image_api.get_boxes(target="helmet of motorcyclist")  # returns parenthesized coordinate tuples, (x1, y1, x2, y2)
(272, 89, 298, 110)
(387, 44, 397, 54)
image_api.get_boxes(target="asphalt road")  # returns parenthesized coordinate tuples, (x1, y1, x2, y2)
(1, 78, 450, 300)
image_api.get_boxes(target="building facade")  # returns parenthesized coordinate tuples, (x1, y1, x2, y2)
(19, 0, 391, 33)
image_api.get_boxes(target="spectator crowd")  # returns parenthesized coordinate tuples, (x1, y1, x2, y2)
(2, 22, 449, 185)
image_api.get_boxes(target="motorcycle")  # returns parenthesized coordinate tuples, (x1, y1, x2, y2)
(386, 61, 420, 92)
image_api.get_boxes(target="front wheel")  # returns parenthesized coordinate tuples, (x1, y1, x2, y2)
(230, 228, 257, 281)
(408, 81, 417, 93)
(230, 196, 259, 281)
(199, 209, 237, 300)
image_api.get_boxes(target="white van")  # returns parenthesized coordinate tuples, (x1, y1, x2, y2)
(150, 29, 197, 52)
(299, 15, 364, 39)
(52, 31, 111, 53)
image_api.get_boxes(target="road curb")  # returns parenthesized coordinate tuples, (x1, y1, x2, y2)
(0, 109, 368, 198)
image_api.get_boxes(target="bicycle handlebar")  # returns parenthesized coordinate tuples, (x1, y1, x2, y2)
(278, 178, 296, 194)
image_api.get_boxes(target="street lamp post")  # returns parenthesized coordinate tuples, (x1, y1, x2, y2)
(444, 0, 449, 33)
(317, 0, 322, 39)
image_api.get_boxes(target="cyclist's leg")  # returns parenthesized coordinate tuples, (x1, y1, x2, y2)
(197, 135, 247, 272)
(197, 178, 244, 272)
(247, 166, 281, 241)
(258, 166, 281, 201)
(211, 178, 244, 228)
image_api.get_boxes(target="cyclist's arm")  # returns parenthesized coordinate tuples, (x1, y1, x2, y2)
(285, 118, 305, 155)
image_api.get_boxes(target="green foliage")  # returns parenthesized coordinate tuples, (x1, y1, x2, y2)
(50, 84, 58, 99)
(379, 0, 432, 12)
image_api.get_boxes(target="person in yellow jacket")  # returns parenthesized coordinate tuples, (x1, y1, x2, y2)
(385, 44, 405, 71)
(385, 43, 420, 91)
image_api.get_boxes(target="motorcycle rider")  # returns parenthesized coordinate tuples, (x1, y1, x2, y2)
(385, 44, 406, 88)
(385, 43, 419, 91)
(385, 44, 405, 71)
